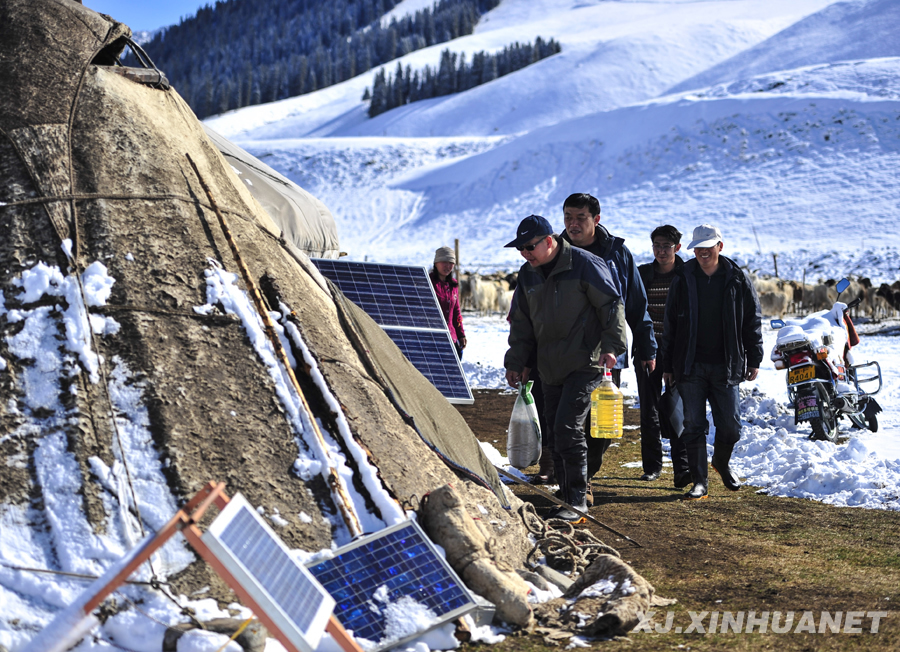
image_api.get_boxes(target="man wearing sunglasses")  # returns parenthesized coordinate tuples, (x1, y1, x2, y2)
(559, 194, 657, 492)
(504, 215, 627, 521)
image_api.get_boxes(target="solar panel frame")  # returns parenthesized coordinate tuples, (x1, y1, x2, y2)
(383, 328, 472, 402)
(203, 494, 336, 652)
(311, 259, 473, 404)
(306, 520, 477, 652)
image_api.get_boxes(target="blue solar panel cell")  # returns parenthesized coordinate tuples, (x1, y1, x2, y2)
(307, 521, 476, 651)
(384, 329, 470, 401)
(312, 260, 446, 330)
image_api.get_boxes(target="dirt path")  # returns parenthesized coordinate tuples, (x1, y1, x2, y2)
(456, 389, 900, 651)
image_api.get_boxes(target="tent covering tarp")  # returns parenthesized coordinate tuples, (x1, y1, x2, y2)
(203, 125, 341, 259)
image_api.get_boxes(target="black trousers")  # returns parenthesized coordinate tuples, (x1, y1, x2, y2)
(636, 364, 689, 477)
(542, 370, 603, 507)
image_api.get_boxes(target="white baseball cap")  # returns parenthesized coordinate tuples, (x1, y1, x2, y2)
(687, 224, 723, 249)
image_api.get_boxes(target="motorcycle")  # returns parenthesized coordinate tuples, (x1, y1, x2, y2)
(770, 278, 882, 442)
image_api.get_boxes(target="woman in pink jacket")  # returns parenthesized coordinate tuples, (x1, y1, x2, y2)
(430, 246, 467, 359)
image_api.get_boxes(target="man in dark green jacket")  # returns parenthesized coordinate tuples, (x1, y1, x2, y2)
(504, 215, 627, 521)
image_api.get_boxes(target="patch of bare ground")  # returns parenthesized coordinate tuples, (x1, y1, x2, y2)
(456, 389, 900, 650)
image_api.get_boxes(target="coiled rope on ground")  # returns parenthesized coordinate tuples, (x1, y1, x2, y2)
(519, 502, 621, 575)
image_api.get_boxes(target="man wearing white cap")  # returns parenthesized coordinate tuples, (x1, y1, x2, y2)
(661, 224, 763, 500)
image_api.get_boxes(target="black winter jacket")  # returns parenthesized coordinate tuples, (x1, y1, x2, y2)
(661, 256, 763, 385)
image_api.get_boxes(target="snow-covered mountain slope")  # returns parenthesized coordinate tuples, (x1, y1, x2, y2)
(208, 0, 900, 281)
(238, 58, 900, 274)
(669, 0, 900, 94)
(208, 0, 836, 140)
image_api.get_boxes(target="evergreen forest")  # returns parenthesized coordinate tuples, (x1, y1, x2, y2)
(367, 38, 561, 117)
(134, 0, 504, 119)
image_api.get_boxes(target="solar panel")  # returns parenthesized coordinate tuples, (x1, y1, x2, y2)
(312, 260, 446, 330)
(307, 520, 477, 651)
(312, 259, 473, 404)
(384, 329, 472, 402)
(203, 494, 336, 652)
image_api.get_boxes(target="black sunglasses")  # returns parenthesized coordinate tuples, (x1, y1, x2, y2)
(516, 238, 546, 252)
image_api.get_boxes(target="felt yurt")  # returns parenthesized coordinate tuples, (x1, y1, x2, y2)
(0, 1, 657, 649)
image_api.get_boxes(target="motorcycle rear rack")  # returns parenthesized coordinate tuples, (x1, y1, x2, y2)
(849, 360, 882, 396)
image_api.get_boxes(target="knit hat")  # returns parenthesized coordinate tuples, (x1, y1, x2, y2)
(434, 246, 456, 264)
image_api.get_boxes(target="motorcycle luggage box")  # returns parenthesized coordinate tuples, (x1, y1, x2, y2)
(776, 325, 811, 351)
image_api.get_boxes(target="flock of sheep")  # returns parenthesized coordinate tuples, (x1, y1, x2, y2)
(753, 275, 900, 319)
(458, 271, 900, 320)
(458, 272, 518, 316)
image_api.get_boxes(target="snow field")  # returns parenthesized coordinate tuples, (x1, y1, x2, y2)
(463, 314, 900, 512)
(6, 0, 900, 648)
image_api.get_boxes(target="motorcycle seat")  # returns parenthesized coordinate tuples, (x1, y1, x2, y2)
(775, 324, 810, 349)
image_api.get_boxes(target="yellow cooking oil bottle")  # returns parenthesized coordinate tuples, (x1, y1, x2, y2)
(590, 367, 623, 438)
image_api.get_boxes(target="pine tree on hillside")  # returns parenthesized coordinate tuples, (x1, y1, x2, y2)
(437, 50, 457, 96)
(370, 68, 388, 116)
(367, 37, 561, 117)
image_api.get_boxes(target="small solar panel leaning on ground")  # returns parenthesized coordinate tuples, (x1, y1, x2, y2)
(307, 519, 478, 651)
(202, 493, 336, 652)
(311, 259, 473, 404)
(25, 483, 361, 652)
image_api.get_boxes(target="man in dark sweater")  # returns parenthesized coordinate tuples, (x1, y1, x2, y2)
(662, 225, 764, 500)
(637, 225, 689, 486)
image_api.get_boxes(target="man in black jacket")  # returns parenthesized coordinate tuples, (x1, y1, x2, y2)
(662, 224, 763, 500)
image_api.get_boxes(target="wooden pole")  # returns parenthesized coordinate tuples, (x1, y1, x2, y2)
(493, 465, 642, 547)
(185, 153, 362, 538)
(454, 238, 460, 282)
(802, 267, 807, 311)
(773, 253, 779, 278)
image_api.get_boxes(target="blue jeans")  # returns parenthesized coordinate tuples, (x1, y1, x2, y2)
(678, 362, 741, 484)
